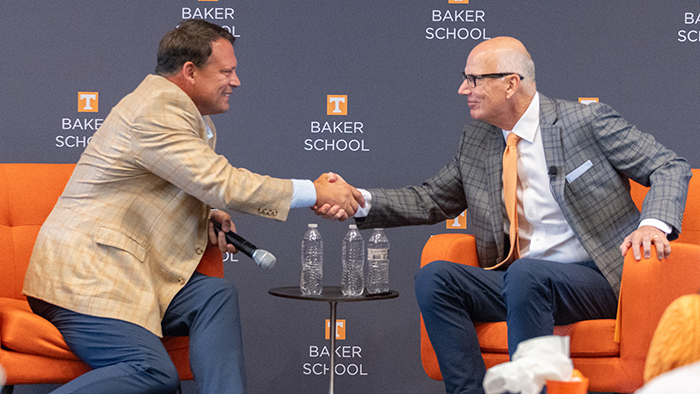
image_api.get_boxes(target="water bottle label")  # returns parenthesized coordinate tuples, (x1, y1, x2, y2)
(367, 248, 388, 260)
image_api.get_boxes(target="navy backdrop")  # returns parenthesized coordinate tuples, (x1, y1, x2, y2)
(2, 1, 699, 393)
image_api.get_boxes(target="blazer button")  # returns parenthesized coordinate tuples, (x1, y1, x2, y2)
(258, 208, 277, 216)
(195, 247, 204, 255)
(178, 277, 186, 285)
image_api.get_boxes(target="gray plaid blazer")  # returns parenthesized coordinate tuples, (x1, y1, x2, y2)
(358, 94, 691, 296)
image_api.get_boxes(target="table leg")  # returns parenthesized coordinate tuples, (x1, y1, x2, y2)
(329, 300, 338, 394)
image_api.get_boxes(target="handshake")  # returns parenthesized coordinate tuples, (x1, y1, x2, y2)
(312, 172, 365, 221)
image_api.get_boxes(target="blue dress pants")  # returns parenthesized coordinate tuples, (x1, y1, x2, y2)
(28, 271, 246, 394)
(415, 258, 618, 394)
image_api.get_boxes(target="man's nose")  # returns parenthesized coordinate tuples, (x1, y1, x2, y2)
(230, 72, 241, 87)
(458, 79, 471, 95)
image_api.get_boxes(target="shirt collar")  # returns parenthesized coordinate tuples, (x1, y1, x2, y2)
(502, 91, 540, 143)
(204, 117, 214, 141)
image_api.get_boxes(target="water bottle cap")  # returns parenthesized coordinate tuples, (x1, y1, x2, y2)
(308, 223, 318, 228)
(348, 224, 358, 229)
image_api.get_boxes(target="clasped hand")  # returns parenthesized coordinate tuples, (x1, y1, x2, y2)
(312, 172, 365, 221)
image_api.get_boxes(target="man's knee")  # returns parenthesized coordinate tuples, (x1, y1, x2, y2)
(414, 261, 461, 308)
(504, 259, 550, 284)
(203, 277, 239, 306)
(134, 358, 180, 394)
(503, 259, 552, 302)
(415, 261, 450, 290)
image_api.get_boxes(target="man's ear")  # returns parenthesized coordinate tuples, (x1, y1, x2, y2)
(181, 61, 196, 84)
(504, 75, 520, 100)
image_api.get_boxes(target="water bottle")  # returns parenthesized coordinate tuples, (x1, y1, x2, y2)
(366, 228, 390, 294)
(341, 224, 365, 296)
(301, 223, 323, 295)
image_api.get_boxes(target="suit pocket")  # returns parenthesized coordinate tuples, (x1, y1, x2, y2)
(93, 226, 146, 262)
(564, 158, 627, 209)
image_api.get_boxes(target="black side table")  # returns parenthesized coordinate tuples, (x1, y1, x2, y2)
(268, 286, 399, 394)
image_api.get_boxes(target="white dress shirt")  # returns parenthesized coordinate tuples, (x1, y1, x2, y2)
(505, 92, 590, 262)
(290, 179, 317, 208)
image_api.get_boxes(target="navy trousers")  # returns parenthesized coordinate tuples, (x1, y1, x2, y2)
(28, 271, 246, 394)
(415, 258, 618, 394)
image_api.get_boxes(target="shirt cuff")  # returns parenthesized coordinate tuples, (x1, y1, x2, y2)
(353, 189, 372, 218)
(290, 179, 317, 208)
(639, 218, 673, 235)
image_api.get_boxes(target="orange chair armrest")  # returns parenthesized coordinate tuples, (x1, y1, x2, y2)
(420, 233, 479, 269)
(618, 243, 700, 360)
(195, 242, 225, 278)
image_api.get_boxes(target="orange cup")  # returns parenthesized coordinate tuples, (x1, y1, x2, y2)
(545, 377, 589, 394)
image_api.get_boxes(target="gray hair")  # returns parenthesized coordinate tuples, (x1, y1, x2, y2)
(497, 49, 536, 92)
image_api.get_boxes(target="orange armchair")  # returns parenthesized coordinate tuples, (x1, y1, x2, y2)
(0, 163, 224, 393)
(419, 169, 700, 393)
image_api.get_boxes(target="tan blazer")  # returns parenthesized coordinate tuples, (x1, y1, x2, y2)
(23, 75, 293, 336)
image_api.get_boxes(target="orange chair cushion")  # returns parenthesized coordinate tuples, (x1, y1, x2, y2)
(475, 319, 620, 357)
(0, 299, 78, 360)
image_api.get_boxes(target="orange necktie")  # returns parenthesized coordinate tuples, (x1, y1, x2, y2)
(488, 132, 521, 270)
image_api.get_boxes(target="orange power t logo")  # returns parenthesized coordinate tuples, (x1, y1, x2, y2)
(325, 319, 346, 340)
(578, 97, 599, 105)
(327, 95, 347, 115)
(447, 210, 467, 229)
(78, 92, 98, 112)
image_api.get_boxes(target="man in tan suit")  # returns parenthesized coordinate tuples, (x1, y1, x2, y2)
(23, 20, 362, 394)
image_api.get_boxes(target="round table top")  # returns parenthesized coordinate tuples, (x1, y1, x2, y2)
(268, 286, 399, 302)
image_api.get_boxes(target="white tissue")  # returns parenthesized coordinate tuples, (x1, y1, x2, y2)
(483, 335, 574, 394)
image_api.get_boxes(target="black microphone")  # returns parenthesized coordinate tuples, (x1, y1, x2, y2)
(212, 221, 276, 269)
(548, 166, 558, 180)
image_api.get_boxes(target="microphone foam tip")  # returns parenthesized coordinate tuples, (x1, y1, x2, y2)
(253, 249, 276, 269)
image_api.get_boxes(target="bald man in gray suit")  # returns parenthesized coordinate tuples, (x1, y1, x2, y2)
(316, 37, 691, 394)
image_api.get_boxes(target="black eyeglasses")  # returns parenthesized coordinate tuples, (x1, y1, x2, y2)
(461, 72, 524, 88)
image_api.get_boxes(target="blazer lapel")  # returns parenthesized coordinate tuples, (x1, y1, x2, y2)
(483, 125, 508, 259)
(539, 95, 566, 203)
